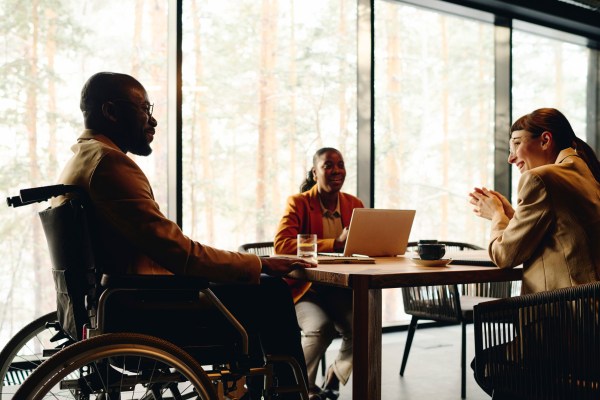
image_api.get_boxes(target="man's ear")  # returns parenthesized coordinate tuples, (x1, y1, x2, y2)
(311, 167, 317, 181)
(101, 102, 119, 123)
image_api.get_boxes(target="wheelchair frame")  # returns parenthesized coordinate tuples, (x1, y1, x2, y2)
(3, 185, 308, 400)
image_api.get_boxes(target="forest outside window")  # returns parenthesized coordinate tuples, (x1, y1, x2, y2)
(0, 1, 169, 345)
(374, 0, 496, 324)
(180, 0, 358, 250)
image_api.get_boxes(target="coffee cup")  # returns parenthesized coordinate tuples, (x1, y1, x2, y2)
(417, 240, 446, 260)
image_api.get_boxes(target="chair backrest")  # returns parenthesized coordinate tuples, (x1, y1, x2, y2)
(402, 241, 512, 321)
(406, 240, 483, 252)
(39, 191, 99, 341)
(473, 281, 600, 399)
(407, 240, 513, 297)
(8, 185, 98, 341)
(238, 241, 275, 256)
(39, 200, 97, 340)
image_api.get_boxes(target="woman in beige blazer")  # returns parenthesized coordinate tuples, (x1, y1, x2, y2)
(469, 108, 600, 294)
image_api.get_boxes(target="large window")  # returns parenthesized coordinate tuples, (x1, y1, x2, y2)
(374, 1, 495, 323)
(1, 0, 598, 343)
(181, 0, 358, 250)
(0, 1, 169, 344)
(510, 24, 590, 202)
(374, 2, 495, 245)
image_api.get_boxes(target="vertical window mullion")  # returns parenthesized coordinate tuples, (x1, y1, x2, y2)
(586, 48, 599, 154)
(494, 18, 512, 199)
(357, 0, 375, 208)
(168, 0, 183, 226)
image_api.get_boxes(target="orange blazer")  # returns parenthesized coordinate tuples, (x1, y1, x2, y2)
(274, 185, 364, 301)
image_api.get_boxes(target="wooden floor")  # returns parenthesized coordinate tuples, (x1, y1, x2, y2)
(319, 323, 490, 400)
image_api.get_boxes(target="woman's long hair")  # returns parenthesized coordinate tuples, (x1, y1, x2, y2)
(511, 108, 600, 183)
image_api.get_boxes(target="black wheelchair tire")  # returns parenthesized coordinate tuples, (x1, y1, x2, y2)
(14, 332, 218, 400)
(0, 311, 61, 399)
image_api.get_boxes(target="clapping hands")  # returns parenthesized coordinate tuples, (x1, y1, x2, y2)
(469, 187, 514, 220)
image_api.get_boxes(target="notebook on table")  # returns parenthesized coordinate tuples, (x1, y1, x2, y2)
(318, 208, 416, 262)
(316, 253, 376, 264)
(447, 249, 496, 267)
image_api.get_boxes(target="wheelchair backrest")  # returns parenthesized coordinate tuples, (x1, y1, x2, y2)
(8, 185, 100, 341)
(40, 197, 100, 340)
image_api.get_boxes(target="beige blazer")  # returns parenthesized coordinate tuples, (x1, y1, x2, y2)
(489, 148, 600, 294)
(53, 130, 261, 284)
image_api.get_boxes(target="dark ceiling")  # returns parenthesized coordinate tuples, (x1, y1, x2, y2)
(443, 0, 600, 43)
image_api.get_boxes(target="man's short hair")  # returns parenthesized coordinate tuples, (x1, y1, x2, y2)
(80, 72, 142, 114)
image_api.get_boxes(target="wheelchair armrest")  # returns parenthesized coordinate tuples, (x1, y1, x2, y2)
(101, 274, 210, 291)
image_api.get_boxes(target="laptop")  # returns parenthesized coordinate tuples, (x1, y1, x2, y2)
(336, 208, 416, 257)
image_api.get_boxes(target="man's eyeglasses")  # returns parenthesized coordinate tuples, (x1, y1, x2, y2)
(110, 99, 154, 117)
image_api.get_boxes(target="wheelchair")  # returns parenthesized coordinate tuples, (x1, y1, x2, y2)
(3, 184, 309, 399)
(0, 311, 71, 398)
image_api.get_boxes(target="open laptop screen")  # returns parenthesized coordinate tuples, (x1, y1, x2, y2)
(343, 209, 416, 256)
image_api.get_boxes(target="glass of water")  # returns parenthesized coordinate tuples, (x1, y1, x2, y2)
(297, 234, 317, 259)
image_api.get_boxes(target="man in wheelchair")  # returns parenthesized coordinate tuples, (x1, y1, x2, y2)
(47, 71, 315, 399)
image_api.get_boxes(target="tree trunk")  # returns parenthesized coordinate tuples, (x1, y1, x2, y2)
(440, 16, 449, 239)
(384, 5, 401, 205)
(27, 0, 43, 318)
(287, 0, 298, 196)
(337, 0, 348, 155)
(256, 0, 279, 239)
(190, 0, 215, 242)
(132, 0, 143, 78)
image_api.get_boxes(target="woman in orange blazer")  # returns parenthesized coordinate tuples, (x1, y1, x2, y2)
(275, 148, 364, 400)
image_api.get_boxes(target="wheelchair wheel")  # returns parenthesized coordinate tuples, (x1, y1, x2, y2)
(14, 332, 218, 399)
(0, 311, 70, 399)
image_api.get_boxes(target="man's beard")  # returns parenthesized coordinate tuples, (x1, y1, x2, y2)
(130, 143, 152, 156)
(129, 128, 153, 156)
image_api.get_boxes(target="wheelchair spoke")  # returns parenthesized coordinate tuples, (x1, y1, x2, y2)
(14, 333, 217, 399)
(1, 312, 65, 399)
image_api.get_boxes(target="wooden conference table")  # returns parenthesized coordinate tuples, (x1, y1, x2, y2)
(287, 255, 523, 400)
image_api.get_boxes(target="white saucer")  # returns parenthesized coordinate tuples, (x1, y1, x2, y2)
(411, 258, 452, 267)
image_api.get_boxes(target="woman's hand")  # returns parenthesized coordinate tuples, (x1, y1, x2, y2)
(333, 227, 349, 252)
(489, 189, 515, 219)
(469, 187, 513, 220)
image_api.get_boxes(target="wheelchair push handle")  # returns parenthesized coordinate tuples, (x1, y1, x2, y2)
(6, 184, 84, 207)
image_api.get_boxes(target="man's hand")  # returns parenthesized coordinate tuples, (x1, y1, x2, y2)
(260, 256, 317, 277)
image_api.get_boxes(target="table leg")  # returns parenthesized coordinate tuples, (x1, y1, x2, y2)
(352, 277, 382, 400)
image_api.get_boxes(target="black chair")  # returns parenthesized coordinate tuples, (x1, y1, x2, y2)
(400, 241, 513, 399)
(238, 241, 276, 257)
(473, 281, 600, 400)
(7, 186, 308, 399)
